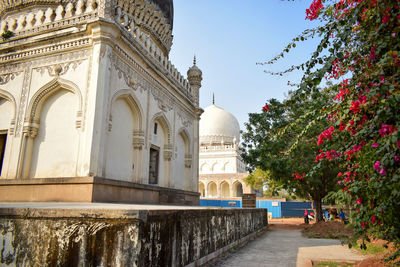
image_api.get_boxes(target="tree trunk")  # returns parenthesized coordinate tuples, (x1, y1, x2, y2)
(314, 198, 324, 222)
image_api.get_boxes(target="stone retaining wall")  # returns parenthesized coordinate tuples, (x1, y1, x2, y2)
(0, 207, 268, 266)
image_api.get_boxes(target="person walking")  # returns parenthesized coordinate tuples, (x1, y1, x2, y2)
(304, 209, 309, 224)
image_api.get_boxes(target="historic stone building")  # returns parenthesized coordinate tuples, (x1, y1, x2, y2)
(0, 0, 203, 204)
(198, 103, 262, 198)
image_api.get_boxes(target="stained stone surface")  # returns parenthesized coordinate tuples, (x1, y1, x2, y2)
(0, 203, 268, 266)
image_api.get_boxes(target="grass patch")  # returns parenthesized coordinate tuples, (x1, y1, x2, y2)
(354, 242, 385, 255)
(302, 221, 354, 240)
(314, 261, 355, 267)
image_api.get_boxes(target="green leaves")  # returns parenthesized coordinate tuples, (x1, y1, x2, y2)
(255, 0, 400, 254)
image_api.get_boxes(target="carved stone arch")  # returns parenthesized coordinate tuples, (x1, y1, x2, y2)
(233, 180, 244, 197)
(220, 180, 230, 198)
(207, 181, 218, 197)
(177, 127, 190, 154)
(177, 127, 191, 169)
(198, 181, 205, 197)
(25, 78, 83, 136)
(150, 112, 171, 143)
(0, 89, 17, 134)
(108, 89, 144, 134)
(211, 161, 219, 172)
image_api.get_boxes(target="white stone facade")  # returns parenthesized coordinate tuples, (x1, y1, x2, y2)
(198, 104, 261, 198)
(0, 0, 202, 195)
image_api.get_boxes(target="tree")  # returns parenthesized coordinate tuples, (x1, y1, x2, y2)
(244, 168, 286, 197)
(241, 95, 340, 222)
(259, 0, 400, 258)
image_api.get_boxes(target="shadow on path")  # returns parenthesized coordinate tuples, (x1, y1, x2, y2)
(207, 227, 364, 267)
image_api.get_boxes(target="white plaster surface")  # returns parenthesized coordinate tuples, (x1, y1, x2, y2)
(30, 90, 79, 178)
(0, 202, 210, 210)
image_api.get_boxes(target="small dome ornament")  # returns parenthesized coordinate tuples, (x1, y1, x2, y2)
(187, 56, 203, 78)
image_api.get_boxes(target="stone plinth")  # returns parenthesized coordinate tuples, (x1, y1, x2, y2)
(0, 177, 200, 205)
(0, 203, 268, 266)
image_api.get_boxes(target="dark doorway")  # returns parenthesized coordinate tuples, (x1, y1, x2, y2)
(149, 147, 159, 184)
(0, 134, 7, 175)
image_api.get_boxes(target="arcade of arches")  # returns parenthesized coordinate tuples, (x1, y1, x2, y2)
(199, 173, 257, 198)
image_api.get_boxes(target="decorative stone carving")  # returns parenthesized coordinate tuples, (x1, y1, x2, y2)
(133, 130, 145, 150)
(177, 111, 193, 128)
(15, 65, 32, 137)
(0, 72, 21, 85)
(163, 144, 173, 161)
(185, 154, 192, 168)
(23, 117, 39, 138)
(35, 61, 84, 77)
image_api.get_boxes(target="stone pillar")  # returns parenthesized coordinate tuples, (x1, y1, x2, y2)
(85, 25, 117, 177)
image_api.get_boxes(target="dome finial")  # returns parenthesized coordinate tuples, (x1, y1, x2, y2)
(193, 55, 197, 65)
(212, 93, 215, 105)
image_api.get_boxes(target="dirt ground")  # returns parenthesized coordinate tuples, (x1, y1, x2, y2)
(268, 218, 395, 267)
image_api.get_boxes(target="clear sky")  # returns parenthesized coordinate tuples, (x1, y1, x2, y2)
(169, 0, 321, 129)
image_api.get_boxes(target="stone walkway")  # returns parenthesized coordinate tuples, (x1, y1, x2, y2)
(209, 228, 366, 267)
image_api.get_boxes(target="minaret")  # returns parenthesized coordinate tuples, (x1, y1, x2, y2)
(187, 56, 202, 107)
(187, 56, 203, 193)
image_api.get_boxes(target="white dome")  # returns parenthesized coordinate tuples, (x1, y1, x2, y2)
(199, 104, 240, 143)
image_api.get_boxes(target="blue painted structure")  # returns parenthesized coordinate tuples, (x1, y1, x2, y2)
(281, 202, 312, 217)
(200, 199, 314, 218)
(200, 199, 242, 208)
(256, 200, 281, 218)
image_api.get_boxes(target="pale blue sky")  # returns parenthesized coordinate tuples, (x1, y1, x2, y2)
(169, 0, 320, 129)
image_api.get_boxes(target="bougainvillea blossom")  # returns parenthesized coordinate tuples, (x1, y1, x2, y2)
(305, 0, 324, 20)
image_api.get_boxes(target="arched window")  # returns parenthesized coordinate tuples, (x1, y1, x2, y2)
(220, 181, 230, 198)
(234, 182, 243, 197)
(208, 182, 217, 197)
(199, 182, 205, 197)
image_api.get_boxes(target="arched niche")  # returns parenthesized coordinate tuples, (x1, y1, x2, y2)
(149, 112, 172, 187)
(200, 162, 211, 173)
(105, 90, 144, 182)
(175, 128, 191, 190)
(233, 181, 243, 197)
(208, 181, 217, 198)
(0, 90, 16, 177)
(199, 182, 205, 197)
(0, 89, 16, 134)
(25, 79, 82, 178)
(220, 181, 230, 198)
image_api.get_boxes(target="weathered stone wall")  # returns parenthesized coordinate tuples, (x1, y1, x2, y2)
(0, 207, 267, 266)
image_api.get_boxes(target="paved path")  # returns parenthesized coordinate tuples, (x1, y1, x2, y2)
(210, 228, 365, 267)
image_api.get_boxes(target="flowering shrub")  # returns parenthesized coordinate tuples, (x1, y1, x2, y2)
(254, 0, 400, 258)
(304, 0, 399, 257)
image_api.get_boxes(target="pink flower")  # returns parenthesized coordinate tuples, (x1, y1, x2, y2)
(371, 215, 376, 224)
(370, 46, 376, 61)
(356, 198, 362, 205)
(379, 124, 397, 137)
(373, 161, 380, 171)
(382, 15, 390, 24)
(361, 221, 367, 229)
(379, 168, 386, 176)
(338, 180, 342, 184)
(372, 143, 379, 148)
(350, 101, 360, 114)
(306, 0, 324, 20)
(395, 155, 400, 162)
(262, 104, 269, 112)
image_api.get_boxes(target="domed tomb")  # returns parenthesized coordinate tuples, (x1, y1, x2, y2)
(0, 0, 175, 55)
(199, 104, 240, 145)
(149, 0, 174, 29)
